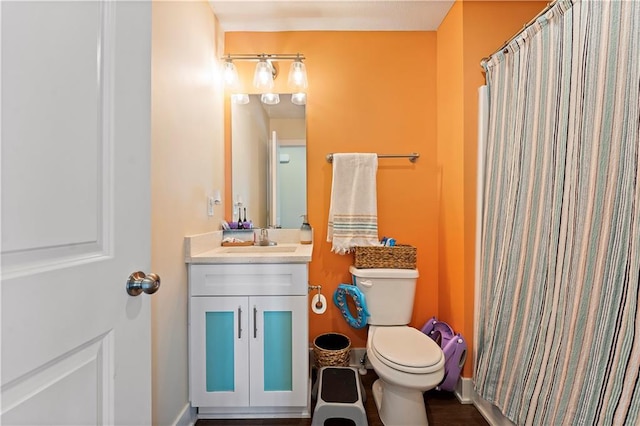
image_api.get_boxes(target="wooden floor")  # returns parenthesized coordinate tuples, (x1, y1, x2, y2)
(196, 370, 489, 426)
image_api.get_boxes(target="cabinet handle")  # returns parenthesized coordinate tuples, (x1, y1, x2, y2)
(238, 306, 242, 339)
(253, 306, 258, 338)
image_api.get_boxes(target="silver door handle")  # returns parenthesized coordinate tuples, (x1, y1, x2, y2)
(253, 306, 258, 338)
(126, 271, 161, 296)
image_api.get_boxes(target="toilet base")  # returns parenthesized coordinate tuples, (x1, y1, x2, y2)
(372, 379, 429, 426)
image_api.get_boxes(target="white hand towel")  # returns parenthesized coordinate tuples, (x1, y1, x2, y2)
(327, 153, 379, 254)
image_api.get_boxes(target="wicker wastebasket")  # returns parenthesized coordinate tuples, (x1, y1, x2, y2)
(313, 333, 351, 368)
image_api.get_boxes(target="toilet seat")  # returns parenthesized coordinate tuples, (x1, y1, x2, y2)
(371, 327, 444, 374)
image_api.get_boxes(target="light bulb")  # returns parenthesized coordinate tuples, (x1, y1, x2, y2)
(288, 60, 308, 91)
(291, 92, 306, 105)
(261, 93, 280, 105)
(253, 60, 274, 91)
(222, 60, 239, 89)
(231, 94, 250, 105)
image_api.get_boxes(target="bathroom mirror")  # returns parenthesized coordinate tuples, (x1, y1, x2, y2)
(231, 94, 306, 229)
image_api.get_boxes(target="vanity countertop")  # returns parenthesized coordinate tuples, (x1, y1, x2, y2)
(185, 230, 313, 264)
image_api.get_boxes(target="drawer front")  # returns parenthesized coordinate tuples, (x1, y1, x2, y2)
(190, 263, 309, 296)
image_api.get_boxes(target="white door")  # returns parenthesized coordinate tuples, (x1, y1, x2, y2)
(1, 2, 152, 425)
(278, 145, 307, 228)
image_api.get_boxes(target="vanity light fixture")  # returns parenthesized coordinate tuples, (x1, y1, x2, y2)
(221, 53, 308, 106)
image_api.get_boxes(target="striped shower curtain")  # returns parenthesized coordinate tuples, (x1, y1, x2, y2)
(475, 1, 640, 425)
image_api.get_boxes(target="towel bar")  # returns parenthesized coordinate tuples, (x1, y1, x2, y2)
(326, 153, 419, 163)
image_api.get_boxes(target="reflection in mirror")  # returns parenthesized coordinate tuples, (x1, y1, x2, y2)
(231, 94, 306, 229)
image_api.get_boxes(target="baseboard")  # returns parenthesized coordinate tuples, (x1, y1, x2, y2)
(349, 347, 372, 369)
(470, 384, 516, 426)
(454, 377, 474, 404)
(172, 403, 197, 426)
(454, 377, 516, 425)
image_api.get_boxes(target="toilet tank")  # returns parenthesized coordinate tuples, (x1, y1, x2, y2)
(349, 266, 419, 326)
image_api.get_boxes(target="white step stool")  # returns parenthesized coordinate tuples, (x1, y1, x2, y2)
(312, 367, 368, 426)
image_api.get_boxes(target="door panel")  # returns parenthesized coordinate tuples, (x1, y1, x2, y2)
(2, 332, 114, 425)
(2, 2, 103, 258)
(250, 296, 308, 407)
(1, 1, 152, 424)
(190, 296, 249, 408)
(263, 310, 293, 391)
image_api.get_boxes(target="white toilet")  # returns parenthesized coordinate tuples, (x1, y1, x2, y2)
(350, 266, 445, 426)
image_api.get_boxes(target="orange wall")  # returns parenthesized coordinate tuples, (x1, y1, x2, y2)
(436, 0, 464, 354)
(225, 32, 439, 349)
(225, 2, 548, 377)
(436, 0, 547, 377)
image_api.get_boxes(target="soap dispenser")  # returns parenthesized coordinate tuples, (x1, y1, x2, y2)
(300, 215, 312, 245)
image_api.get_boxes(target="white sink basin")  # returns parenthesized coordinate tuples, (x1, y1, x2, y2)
(221, 245, 298, 254)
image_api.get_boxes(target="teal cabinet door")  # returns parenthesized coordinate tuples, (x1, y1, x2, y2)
(190, 296, 249, 407)
(249, 296, 308, 407)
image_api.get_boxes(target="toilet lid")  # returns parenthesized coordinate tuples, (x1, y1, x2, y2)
(371, 327, 444, 374)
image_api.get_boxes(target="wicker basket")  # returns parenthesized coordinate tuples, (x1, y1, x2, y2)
(313, 333, 351, 368)
(354, 245, 417, 269)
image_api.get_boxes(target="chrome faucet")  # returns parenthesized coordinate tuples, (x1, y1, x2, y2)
(258, 228, 276, 246)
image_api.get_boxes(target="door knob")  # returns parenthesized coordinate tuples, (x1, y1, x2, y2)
(126, 271, 161, 296)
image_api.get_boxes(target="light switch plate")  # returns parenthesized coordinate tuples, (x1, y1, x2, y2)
(207, 196, 215, 216)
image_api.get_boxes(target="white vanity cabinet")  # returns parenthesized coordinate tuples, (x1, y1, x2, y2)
(188, 263, 310, 418)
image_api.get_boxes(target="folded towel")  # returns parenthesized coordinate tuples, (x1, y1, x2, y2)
(327, 153, 379, 254)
